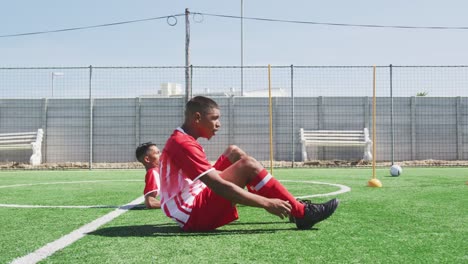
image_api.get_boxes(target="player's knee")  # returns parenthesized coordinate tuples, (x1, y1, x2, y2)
(238, 155, 261, 170)
(226, 145, 247, 162)
(226, 145, 241, 154)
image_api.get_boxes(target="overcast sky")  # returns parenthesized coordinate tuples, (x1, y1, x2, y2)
(2, 0, 468, 67)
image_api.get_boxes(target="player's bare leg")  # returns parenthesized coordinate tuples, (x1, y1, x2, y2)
(219, 155, 306, 218)
(219, 155, 263, 188)
(222, 145, 247, 163)
(220, 155, 339, 229)
(213, 145, 248, 171)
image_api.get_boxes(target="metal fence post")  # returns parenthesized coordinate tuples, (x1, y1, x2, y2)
(318, 96, 324, 129)
(390, 64, 394, 164)
(41, 98, 48, 163)
(317, 96, 324, 160)
(136, 97, 141, 149)
(456, 96, 463, 160)
(228, 95, 235, 145)
(410, 96, 417, 160)
(89, 65, 93, 170)
(290, 65, 295, 167)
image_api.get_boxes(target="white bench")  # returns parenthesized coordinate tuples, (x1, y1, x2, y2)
(300, 128, 372, 161)
(0, 129, 44, 165)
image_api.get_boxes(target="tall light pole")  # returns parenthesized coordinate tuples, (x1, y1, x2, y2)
(185, 8, 191, 102)
(241, 0, 244, 96)
(51, 72, 64, 98)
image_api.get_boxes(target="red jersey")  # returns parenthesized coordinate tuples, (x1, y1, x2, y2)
(159, 127, 213, 227)
(143, 167, 160, 197)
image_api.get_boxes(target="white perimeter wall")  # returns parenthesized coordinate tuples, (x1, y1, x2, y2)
(1, 96, 467, 163)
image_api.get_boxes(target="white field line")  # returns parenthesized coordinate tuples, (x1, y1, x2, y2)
(10, 195, 144, 264)
(0, 204, 120, 209)
(0, 180, 140, 189)
(279, 180, 351, 199)
(0, 180, 140, 209)
(0, 180, 350, 209)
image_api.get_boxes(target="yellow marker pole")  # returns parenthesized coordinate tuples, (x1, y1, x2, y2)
(268, 64, 274, 175)
(368, 65, 382, 187)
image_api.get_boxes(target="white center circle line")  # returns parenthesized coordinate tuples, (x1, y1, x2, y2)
(0, 180, 141, 209)
(279, 180, 351, 199)
(0, 180, 351, 209)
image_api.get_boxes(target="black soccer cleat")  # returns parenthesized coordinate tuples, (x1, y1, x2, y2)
(292, 198, 339, 230)
(288, 199, 312, 223)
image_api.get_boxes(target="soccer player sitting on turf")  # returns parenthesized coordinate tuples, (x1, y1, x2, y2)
(159, 96, 339, 231)
(136, 142, 161, 209)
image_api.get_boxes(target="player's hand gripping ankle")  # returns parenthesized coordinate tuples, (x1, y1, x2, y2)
(264, 199, 291, 219)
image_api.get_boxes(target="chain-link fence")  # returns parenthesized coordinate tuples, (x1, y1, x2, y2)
(0, 65, 467, 169)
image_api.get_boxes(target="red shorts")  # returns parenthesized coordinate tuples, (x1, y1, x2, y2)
(212, 154, 232, 171)
(183, 184, 238, 232)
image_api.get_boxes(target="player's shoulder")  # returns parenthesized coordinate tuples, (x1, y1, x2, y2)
(145, 167, 159, 179)
(162, 128, 201, 158)
(148, 167, 159, 175)
(168, 129, 197, 146)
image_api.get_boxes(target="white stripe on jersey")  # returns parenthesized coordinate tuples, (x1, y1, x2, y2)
(254, 173, 273, 191)
(193, 168, 215, 182)
(164, 198, 190, 226)
(154, 172, 161, 196)
(161, 174, 207, 226)
(164, 162, 172, 189)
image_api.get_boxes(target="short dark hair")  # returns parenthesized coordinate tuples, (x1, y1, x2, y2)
(185, 96, 219, 117)
(135, 142, 156, 163)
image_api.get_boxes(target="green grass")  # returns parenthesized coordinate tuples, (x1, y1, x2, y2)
(0, 168, 467, 263)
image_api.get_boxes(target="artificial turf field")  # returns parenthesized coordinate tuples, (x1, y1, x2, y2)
(0, 168, 466, 263)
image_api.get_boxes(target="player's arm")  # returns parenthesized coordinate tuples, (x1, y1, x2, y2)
(144, 192, 161, 209)
(200, 170, 291, 219)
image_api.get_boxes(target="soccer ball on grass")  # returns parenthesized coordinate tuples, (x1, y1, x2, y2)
(390, 165, 402, 177)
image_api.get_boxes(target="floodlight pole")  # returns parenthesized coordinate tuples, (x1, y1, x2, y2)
(240, 0, 244, 96)
(185, 8, 192, 102)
